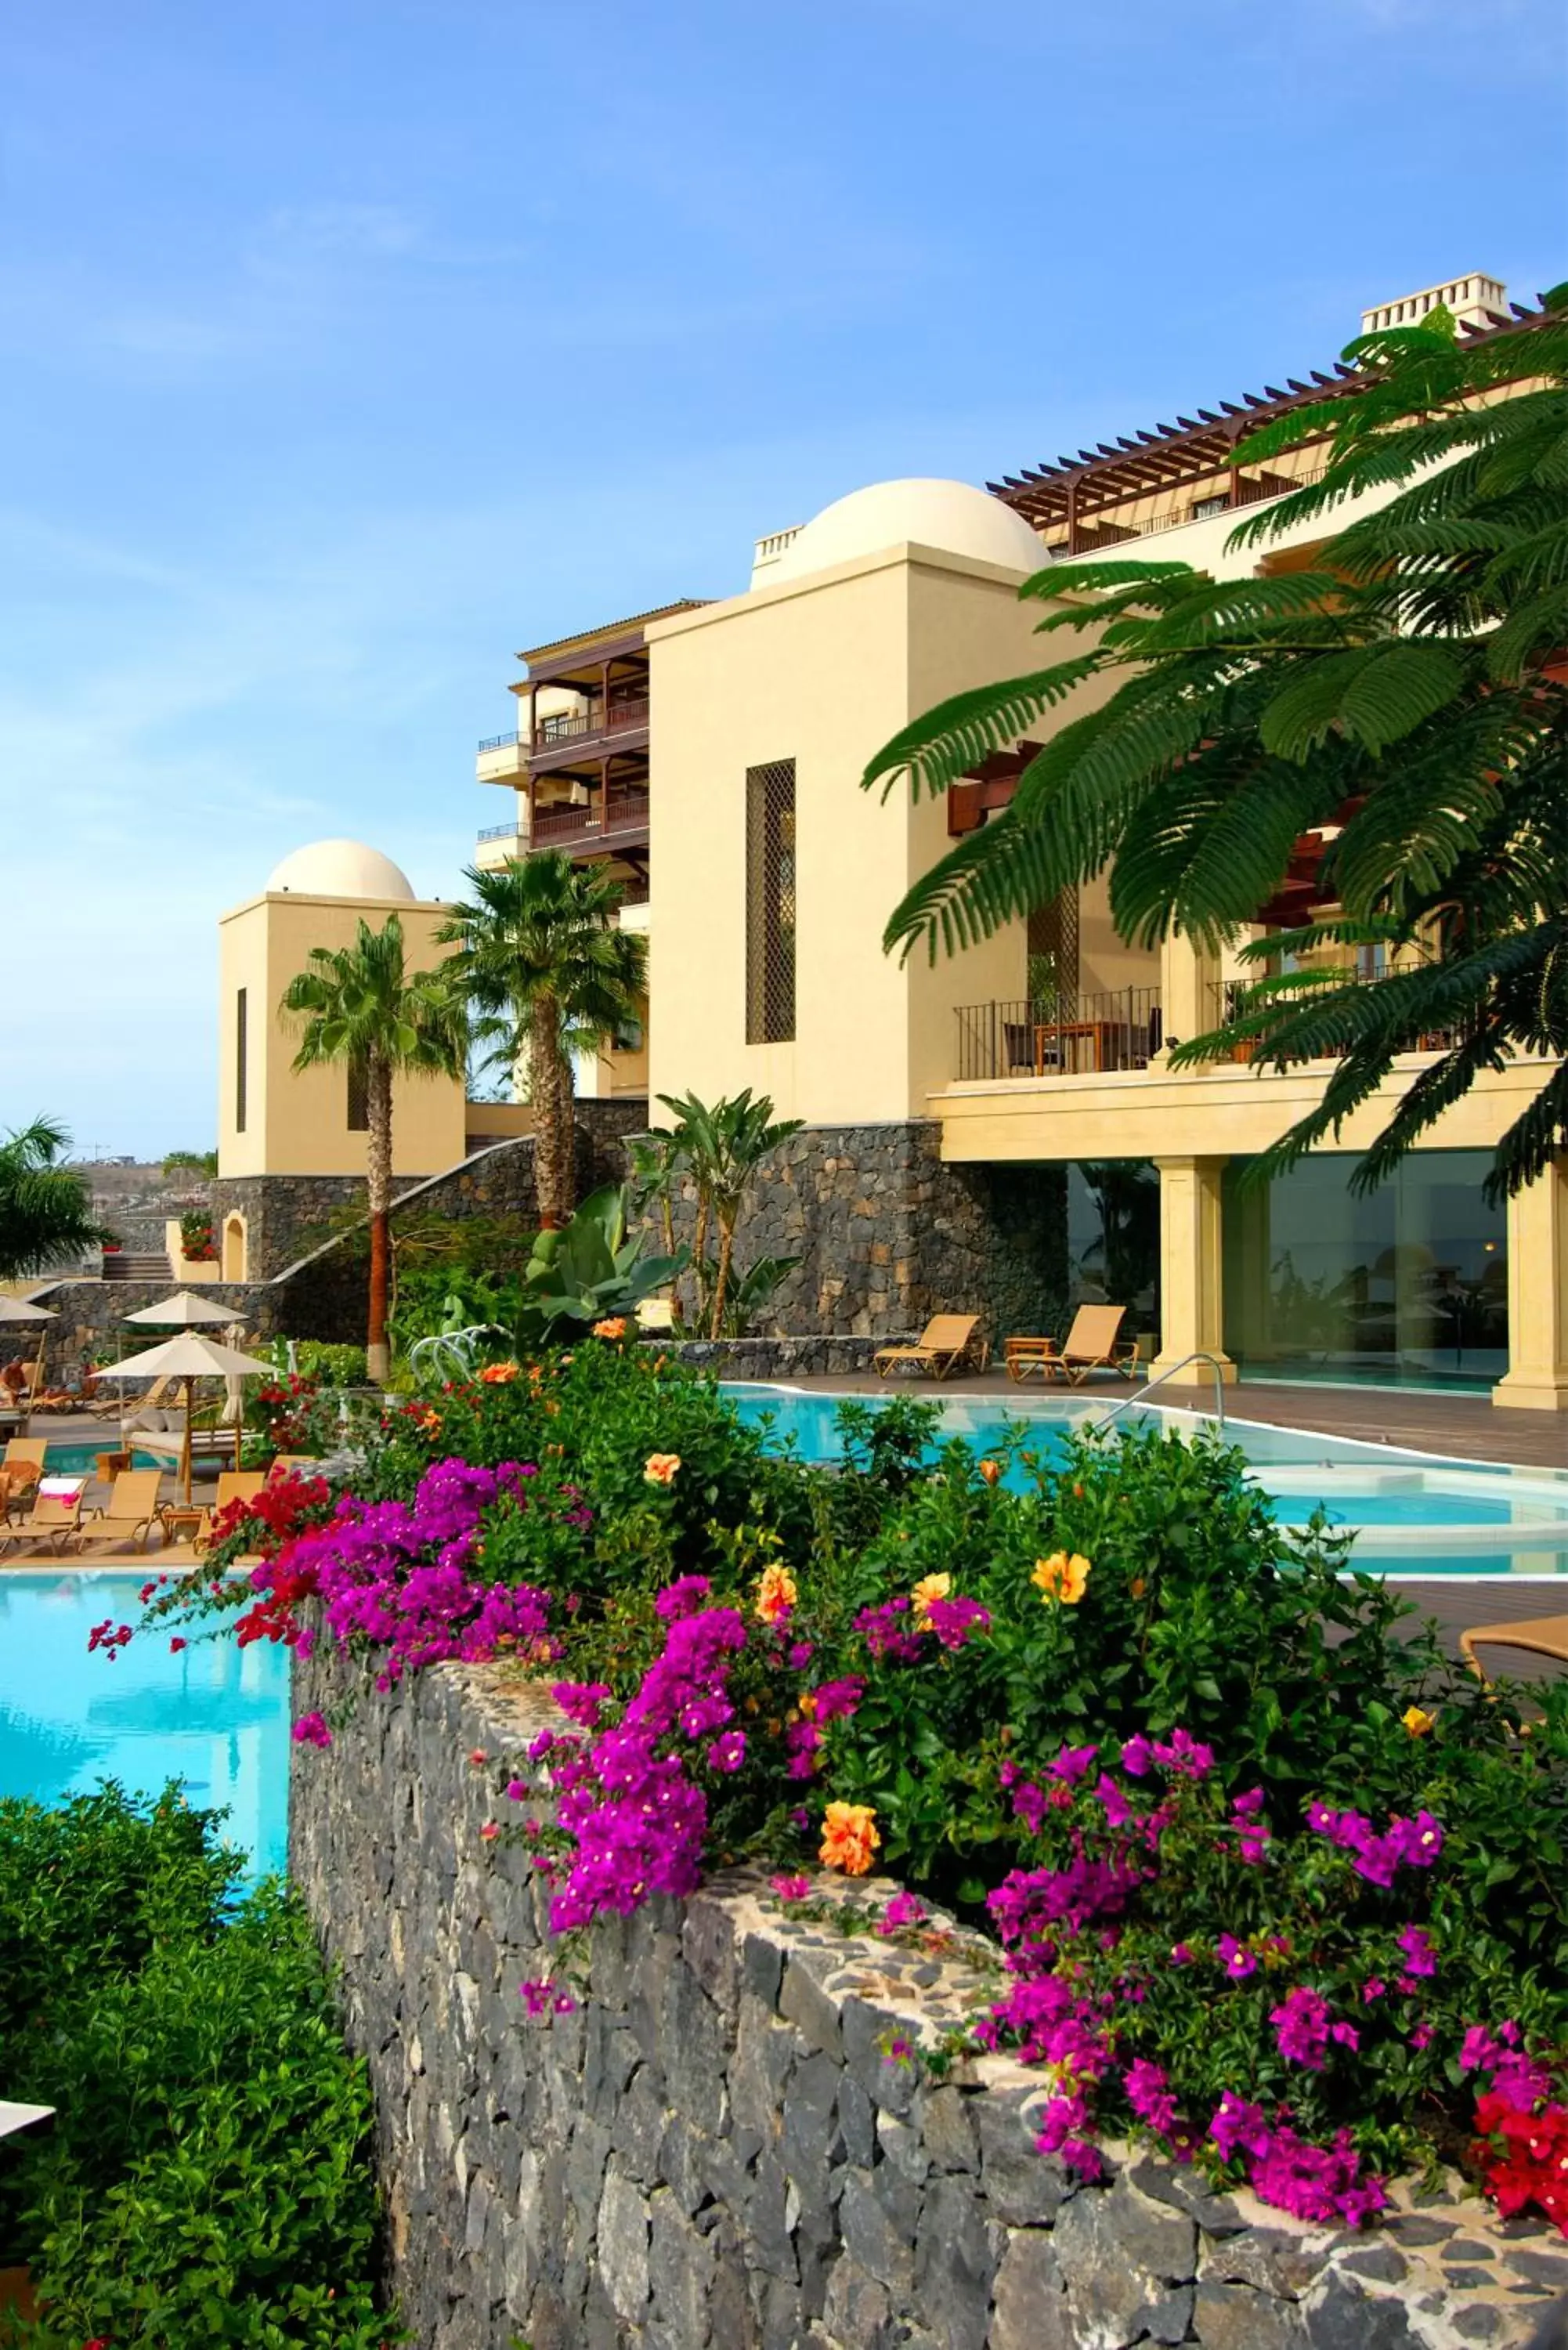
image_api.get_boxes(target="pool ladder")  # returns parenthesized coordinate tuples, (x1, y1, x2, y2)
(1093, 1351, 1229, 1433)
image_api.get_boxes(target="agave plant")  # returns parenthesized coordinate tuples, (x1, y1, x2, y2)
(515, 1184, 687, 1344)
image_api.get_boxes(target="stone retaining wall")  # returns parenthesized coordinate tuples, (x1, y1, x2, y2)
(27, 1276, 284, 1380)
(643, 1123, 1071, 1345)
(289, 1650, 1568, 2350)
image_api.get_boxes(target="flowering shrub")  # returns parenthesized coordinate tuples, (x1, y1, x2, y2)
(117, 1349, 1568, 2233)
(966, 1734, 1566, 2218)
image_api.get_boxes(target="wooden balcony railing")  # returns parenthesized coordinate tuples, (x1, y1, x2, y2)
(533, 696, 651, 750)
(530, 793, 652, 848)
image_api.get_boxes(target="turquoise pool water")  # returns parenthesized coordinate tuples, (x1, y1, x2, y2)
(43, 1444, 172, 1474)
(722, 1386, 1568, 1578)
(0, 1572, 288, 1877)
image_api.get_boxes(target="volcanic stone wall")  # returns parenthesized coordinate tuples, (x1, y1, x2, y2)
(288, 1648, 1567, 2350)
(645, 1121, 1071, 1345)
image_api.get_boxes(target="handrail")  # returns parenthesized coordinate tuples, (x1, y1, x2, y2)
(1093, 1351, 1228, 1432)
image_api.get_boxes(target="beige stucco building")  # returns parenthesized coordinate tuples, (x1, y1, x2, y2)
(227, 270, 1563, 1410)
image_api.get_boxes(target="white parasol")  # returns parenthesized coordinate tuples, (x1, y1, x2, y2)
(0, 1296, 56, 1324)
(121, 1291, 237, 1328)
(0, 1293, 56, 1415)
(90, 1331, 276, 1502)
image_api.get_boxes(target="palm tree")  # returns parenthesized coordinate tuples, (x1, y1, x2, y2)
(280, 914, 466, 1382)
(436, 853, 647, 1230)
(656, 1090, 804, 1336)
(0, 1117, 103, 1277)
(862, 287, 1568, 1201)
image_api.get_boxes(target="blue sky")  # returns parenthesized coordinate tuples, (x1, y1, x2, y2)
(2, 0, 1562, 1159)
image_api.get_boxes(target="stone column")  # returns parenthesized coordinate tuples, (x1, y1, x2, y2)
(1153, 1155, 1237, 1385)
(1491, 1156, 1568, 1412)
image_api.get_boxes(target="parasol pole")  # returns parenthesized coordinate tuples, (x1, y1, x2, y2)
(180, 1376, 193, 1505)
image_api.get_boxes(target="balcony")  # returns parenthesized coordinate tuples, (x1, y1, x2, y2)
(475, 732, 528, 786)
(529, 696, 651, 776)
(530, 790, 652, 853)
(956, 989, 1162, 1081)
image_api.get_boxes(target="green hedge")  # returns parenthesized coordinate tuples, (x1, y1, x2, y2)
(0, 1788, 396, 2349)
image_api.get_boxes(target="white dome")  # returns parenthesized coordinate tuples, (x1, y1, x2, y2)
(266, 839, 417, 901)
(768, 478, 1045, 584)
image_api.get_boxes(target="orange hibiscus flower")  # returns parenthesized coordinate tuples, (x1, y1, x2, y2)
(909, 1571, 952, 1626)
(1031, 1550, 1092, 1605)
(592, 1318, 628, 1341)
(643, 1452, 682, 1486)
(819, 1801, 880, 1877)
(479, 1361, 519, 1385)
(753, 1563, 798, 1625)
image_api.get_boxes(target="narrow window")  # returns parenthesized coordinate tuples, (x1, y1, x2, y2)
(347, 1057, 370, 1131)
(235, 989, 247, 1133)
(746, 759, 796, 1043)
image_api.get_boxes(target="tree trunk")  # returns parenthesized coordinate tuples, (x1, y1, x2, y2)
(556, 1026, 577, 1225)
(710, 1208, 737, 1339)
(689, 1185, 710, 1333)
(534, 994, 564, 1227)
(365, 1051, 394, 1384)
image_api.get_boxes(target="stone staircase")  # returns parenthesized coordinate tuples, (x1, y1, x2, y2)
(100, 1251, 171, 1283)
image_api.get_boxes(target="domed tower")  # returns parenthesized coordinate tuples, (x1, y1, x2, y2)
(642, 476, 1059, 1127)
(212, 841, 464, 1279)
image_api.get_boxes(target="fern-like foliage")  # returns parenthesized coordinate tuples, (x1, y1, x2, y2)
(862, 286, 1568, 1196)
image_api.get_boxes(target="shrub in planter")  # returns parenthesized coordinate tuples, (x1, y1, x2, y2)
(0, 1788, 395, 2348)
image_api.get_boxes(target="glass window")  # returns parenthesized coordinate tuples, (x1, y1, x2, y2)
(1068, 1162, 1161, 1343)
(1223, 1152, 1507, 1389)
(235, 989, 247, 1134)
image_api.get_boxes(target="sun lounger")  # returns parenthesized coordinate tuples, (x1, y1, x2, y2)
(1459, 1617, 1568, 1685)
(1005, 1305, 1139, 1386)
(77, 1470, 166, 1555)
(0, 1477, 90, 1554)
(192, 1471, 268, 1553)
(873, 1314, 987, 1382)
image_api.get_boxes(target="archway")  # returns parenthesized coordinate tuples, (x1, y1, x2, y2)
(222, 1213, 247, 1282)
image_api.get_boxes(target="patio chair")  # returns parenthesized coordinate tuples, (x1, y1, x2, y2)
(192, 1470, 268, 1553)
(2, 1438, 49, 1476)
(0, 1478, 90, 1555)
(1458, 1617, 1568, 1686)
(77, 1469, 166, 1555)
(1005, 1304, 1139, 1386)
(266, 1453, 322, 1478)
(873, 1314, 987, 1382)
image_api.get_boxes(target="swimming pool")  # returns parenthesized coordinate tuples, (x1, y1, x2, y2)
(722, 1386, 1568, 1578)
(0, 1572, 289, 1877)
(43, 1443, 176, 1475)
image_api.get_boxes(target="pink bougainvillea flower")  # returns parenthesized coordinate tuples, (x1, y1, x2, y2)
(771, 1874, 811, 1903)
(292, 1712, 332, 1748)
(877, 1891, 928, 1936)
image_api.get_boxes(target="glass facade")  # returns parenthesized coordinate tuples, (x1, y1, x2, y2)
(1067, 1162, 1161, 1349)
(1222, 1152, 1508, 1389)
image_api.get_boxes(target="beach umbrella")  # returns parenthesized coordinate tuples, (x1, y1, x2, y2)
(0, 1293, 56, 1411)
(121, 1291, 235, 1328)
(89, 1331, 275, 1503)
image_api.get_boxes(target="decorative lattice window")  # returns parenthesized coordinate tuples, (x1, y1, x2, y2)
(235, 989, 247, 1133)
(346, 1058, 370, 1132)
(746, 759, 796, 1043)
(1028, 887, 1079, 1010)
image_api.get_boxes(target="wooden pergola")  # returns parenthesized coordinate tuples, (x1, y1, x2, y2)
(988, 295, 1537, 555)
